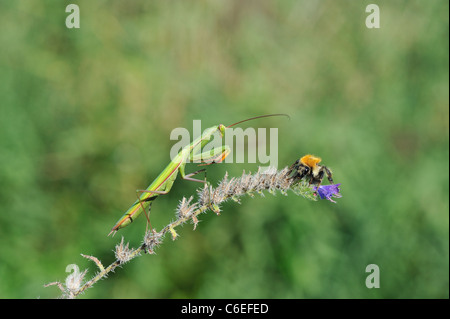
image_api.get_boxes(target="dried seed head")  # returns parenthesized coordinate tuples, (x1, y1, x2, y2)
(143, 229, 163, 254)
(176, 196, 197, 218)
(64, 264, 88, 297)
(81, 254, 105, 272)
(198, 184, 211, 207)
(115, 237, 136, 263)
(211, 186, 226, 206)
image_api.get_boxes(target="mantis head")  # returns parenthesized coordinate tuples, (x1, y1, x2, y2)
(218, 124, 227, 137)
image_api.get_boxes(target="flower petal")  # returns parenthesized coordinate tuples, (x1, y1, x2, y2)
(314, 184, 342, 203)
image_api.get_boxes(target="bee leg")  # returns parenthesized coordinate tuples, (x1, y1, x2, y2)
(286, 159, 300, 178)
(323, 166, 334, 184)
(311, 169, 325, 195)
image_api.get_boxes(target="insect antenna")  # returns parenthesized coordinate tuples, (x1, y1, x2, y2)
(226, 113, 290, 128)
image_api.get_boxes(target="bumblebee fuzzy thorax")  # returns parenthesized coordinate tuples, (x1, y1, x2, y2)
(300, 155, 322, 169)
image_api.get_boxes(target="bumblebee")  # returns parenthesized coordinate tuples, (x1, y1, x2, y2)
(288, 154, 334, 187)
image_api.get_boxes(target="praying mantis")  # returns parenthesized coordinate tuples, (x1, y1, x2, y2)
(108, 114, 289, 236)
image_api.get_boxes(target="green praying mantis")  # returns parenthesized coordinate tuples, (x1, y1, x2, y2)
(108, 114, 289, 236)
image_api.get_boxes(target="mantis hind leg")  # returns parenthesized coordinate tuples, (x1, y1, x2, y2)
(135, 189, 169, 232)
(182, 168, 207, 183)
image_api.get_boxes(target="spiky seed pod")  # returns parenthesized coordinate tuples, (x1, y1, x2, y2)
(114, 237, 136, 264)
(143, 229, 162, 254)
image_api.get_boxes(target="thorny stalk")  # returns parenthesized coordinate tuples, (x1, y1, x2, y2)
(45, 165, 338, 298)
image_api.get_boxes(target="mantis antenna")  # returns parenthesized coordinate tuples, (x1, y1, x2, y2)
(226, 113, 290, 128)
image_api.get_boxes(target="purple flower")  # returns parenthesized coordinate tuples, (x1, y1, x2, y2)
(313, 184, 342, 203)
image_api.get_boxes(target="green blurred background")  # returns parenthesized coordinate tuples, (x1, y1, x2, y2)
(0, 1, 448, 299)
